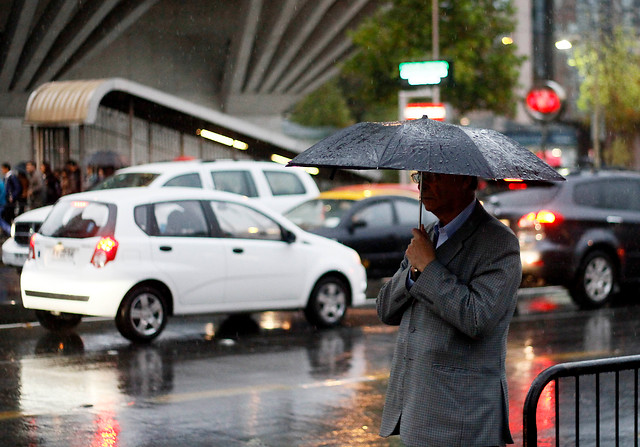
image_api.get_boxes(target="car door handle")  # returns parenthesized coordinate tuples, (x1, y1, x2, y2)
(607, 216, 623, 224)
(232, 248, 244, 254)
(159, 246, 172, 251)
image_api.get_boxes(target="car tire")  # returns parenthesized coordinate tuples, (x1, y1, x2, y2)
(304, 276, 349, 328)
(116, 285, 168, 343)
(570, 250, 617, 309)
(35, 310, 82, 332)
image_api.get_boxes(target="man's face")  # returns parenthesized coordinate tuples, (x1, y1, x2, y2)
(414, 172, 470, 217)
(1, 166, 8, 175)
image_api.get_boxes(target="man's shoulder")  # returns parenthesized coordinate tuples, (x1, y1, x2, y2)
(472, 203, 518, 241)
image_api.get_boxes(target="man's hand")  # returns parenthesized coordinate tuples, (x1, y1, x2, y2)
(406, 226, 435, 274)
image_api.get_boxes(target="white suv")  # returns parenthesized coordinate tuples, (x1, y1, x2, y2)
(21, 187, 367, 342)
(2, 160, 319, 269)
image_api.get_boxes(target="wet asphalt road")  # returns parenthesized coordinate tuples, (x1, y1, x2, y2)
(1, 265, 640, 446)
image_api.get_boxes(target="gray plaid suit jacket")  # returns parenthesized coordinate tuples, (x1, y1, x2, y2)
(377, 202, 521, 447)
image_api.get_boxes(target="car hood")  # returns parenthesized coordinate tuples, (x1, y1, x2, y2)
(14, 205, 53, 222)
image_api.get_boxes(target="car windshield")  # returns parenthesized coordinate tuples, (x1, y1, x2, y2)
(91, 172, 160, 190)
(39, 201, 113, 238)
(285, 198, 355, 230)
(486, 184, 560, 207)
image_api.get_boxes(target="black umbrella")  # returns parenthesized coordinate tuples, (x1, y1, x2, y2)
(85, 150, 128, 168)
(288, 117, 564, 227)
(287, 117, 565, 182)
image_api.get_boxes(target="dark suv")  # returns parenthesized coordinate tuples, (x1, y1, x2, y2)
(484, 170, 640, 309)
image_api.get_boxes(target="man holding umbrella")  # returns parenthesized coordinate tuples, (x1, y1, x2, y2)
(377, 171, 521, 446)
(286, 117, 564, 446)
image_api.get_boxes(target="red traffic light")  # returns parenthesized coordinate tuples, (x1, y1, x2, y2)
(524, 81, 566, 121)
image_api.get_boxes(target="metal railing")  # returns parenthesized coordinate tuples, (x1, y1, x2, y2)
(523, 354, 640, 446)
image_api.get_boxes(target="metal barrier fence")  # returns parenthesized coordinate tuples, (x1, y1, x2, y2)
(523, 354, 640, 446)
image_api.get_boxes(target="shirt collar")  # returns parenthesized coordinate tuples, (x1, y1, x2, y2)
(437, 199, 477, 240)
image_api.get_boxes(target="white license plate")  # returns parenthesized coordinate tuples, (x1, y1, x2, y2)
(51, 246, 76, 260)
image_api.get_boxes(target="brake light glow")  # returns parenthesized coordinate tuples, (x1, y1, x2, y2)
(91, 236, 119, 268)
(518, 210, 562, 228)
(29, 233, 37, 259)
(536, 210, 559, 224)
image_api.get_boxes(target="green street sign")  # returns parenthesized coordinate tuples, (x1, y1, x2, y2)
(399, 60, 450, 86)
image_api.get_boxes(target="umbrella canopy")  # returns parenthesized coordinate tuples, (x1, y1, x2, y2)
(287, 117, 565, 182)
(85, 150, 128, 168)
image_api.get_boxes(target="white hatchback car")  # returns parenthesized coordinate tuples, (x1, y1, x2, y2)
(3, 160, 319, 269)
(21, 188, 367, 343)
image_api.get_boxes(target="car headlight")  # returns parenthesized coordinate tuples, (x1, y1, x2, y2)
(10, 222, 15, 238)
(521, 250, 542, 267)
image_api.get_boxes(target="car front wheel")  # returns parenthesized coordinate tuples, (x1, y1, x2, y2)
(35, 310, 82, 332)
(304, 276, 349, 328)
(116, 286, 168, 343)
(570, 250, 617, 309)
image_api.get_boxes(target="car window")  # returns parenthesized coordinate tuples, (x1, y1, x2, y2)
(163, 173, 202, 188)
(285, 198, 355, 229)
(210, 170, 258, 197)
(91, 172, 159, 190)
(352, 201, 393, 227)
(40, 201, 113, 238)
(209, 201, 282, 240)
(264, 170, 306, 196)
(394, 198, 421, 225)
(150, 201, 208, 237)
(487, 185, 559, 207)
(602, 179, 640, 211)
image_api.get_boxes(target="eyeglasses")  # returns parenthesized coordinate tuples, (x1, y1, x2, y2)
(411, 171, 442, 184)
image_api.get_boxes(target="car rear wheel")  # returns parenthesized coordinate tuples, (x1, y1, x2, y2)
(304, 276, 349, 328)
(116, 286, 168, 343)
(570, 250, 617, 309)
(35, 310, 82, 332)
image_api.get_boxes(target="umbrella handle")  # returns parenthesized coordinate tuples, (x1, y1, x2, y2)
(418, 177, 423, 228)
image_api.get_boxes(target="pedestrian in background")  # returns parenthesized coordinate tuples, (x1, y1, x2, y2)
(26, 160, 43, 209)
(16, 168, 28, 215)
(65, 160, 82, 194)
(0, 176, 9, 235)
(377, 171, 522, 447)
(41, 162, 61, 205)
(1, 162, 22, 227)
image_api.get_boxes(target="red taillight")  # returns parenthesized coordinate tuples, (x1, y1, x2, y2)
(29, 233, 37, 259)
(504, 179, 527, 191)
(518, 210, 563, 228)
(91, 236, 119, 268)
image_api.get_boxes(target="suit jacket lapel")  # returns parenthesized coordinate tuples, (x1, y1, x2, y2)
(436, 202, 488, 266)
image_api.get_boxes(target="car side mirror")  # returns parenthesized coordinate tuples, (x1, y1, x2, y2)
(282, 228, 296, 244)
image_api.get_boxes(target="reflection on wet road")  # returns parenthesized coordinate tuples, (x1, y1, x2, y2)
(0, 279, 639, 446)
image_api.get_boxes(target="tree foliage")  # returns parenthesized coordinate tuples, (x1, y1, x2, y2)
(571, 27, 640, 166)
(289, 80, 355, 128)
(340, 0, 526, 122)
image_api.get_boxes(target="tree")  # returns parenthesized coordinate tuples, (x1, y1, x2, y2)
(341, 0, 526, 122)
(289, 80, 355, 128)
(571, 27, 640, 168)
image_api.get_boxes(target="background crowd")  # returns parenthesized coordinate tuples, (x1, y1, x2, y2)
(0, 160, 90, 236)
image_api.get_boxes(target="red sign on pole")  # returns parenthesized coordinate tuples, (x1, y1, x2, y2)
(524, 81, 565, 121)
